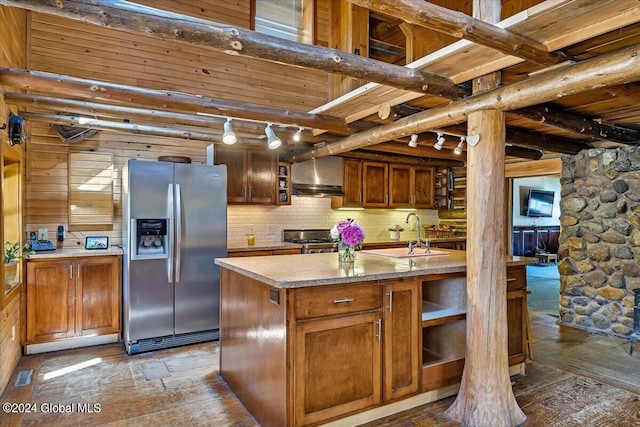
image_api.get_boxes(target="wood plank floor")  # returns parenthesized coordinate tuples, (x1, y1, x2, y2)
(1, 312, 639, 426)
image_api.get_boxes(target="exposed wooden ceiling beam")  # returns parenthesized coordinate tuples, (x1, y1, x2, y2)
(0, 67, 355, 134)
(338, 150, 464, 168)
(4, 92, 306, 141)
(0, 0, 469, 100)
(22, 112, 229, 143)
(348, 0, 571, 67)
(291, 43, 640, 162)
(388, 106, 590, 154)
(510, 104, 640, 143)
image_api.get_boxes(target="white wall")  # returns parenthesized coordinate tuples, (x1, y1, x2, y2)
(227, 196, 440, 246)
(512, 177, 561, 227)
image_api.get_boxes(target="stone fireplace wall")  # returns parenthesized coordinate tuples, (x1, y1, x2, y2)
(559, 147, 640, 337)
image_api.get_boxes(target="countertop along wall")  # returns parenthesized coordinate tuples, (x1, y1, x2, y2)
(227, 196, 440, 247)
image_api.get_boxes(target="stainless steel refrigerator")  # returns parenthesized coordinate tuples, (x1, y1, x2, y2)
(122, 159, 227, 354)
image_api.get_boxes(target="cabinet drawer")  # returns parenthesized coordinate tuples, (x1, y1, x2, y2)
(506, 265, 526, 291)
(294, 283, 382, 320)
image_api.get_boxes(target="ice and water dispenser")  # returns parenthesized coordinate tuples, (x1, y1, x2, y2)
(131, 218, 168, 259)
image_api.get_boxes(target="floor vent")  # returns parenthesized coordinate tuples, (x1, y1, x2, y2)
(14, 369, 33, 387)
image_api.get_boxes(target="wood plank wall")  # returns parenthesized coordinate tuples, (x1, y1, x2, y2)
(0, 4, 27, 397)
(18, 0, 543, 246)
(22, 1, 329, 248)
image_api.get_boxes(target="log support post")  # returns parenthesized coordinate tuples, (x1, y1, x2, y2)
(445, 1, 526, 425)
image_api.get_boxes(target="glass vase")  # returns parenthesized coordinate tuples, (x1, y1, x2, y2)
(338, 244, 356, 265)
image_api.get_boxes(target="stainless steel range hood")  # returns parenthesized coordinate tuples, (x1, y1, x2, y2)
(291, 156, 343, 197)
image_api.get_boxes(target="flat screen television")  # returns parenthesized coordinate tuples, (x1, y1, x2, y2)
(527, 189, 554, 217)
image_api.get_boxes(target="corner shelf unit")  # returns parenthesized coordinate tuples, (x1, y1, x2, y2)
(433, 167, 453, 209)
(277, 162, 291, 205)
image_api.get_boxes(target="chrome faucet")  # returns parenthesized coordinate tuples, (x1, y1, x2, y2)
(405, 213, 430, 254)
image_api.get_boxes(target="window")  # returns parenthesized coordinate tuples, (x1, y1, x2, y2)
(253, 0, 313, 43)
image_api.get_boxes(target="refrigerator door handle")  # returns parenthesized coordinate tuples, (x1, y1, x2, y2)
(167, 183, 174, 283)
(175, 183, 182, 283)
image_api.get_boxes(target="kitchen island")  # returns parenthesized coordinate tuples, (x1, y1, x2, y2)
(215, 251, 534, 427)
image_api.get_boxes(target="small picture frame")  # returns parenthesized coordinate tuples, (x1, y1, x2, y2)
(85, 236, 109, 250)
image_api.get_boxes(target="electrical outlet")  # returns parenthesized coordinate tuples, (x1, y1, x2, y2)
(245, 225, 255, 234)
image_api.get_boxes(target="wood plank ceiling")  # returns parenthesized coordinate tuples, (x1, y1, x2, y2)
(2, 0, 640, 165)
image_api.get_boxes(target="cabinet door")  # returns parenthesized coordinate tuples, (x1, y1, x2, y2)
(383, 278, 420, 401)
(77, 256, 121, 336)
(247, 150, 276, 204)
(26, 260, 76, 343)
(507, 290, 527, 365)
(215, 148, 247, 203)
(389, 164, 412, 208)
(414, 166, 434, 208)
(343, 158, 363, 207)
(294, 312, 382, 426)
(363, 161, 388, 207)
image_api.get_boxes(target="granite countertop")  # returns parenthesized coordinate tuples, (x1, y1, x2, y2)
(227, 241, 302, 253)
(27, 246, 124, 259)
(215, 251, 535, 289)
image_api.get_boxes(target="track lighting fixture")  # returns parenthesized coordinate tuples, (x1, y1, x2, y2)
(265, 123, 281, 149)
(293, 127, 303, 142)
(222, 118, 237, 145)
(454, 136, 465, 155)
(408, 134, 418, 148)
(433, 132, 445, 150)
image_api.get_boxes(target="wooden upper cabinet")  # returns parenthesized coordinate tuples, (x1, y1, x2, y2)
(215, 146, 276, 204)
(389, 164, 412, 208)
(413, 166, 434, 208)
(389, 164, 434, 208)
(363, 161, 388, 208)
(342, 158, 363, 207)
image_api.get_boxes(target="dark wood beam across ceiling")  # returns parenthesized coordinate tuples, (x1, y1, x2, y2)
(292, 43, 640, 162)
(348, 0, 571, 67)
(0, 0, 468, 100)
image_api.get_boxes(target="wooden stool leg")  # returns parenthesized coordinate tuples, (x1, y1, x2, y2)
(524, 291, 534, 361)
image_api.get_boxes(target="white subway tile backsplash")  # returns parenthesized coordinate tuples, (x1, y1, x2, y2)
(227, 197, 440, 246)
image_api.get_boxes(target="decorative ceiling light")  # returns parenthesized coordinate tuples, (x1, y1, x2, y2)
(265, 123, 281, 149)
(222, 118, 237, 145)
(293, 127, 303, 142)
(433, 132, 445, 150)
(408, 134, 419, 148)
(454, 136, 465, 155)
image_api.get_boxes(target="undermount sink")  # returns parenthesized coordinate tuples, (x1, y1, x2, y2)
(360, 247, 449, 258)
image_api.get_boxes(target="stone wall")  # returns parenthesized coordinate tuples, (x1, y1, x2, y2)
(559, 147, 640, 337)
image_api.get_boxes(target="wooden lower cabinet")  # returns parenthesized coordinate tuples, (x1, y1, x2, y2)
(228, 248, 301, 257)
(382, 277, 420, 401)
(294, 312, 382, 426)
(26, 256, 121, 344)
(219, 265, 527, 426)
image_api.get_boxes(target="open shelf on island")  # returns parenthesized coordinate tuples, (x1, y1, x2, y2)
(422, 301, 466, 327)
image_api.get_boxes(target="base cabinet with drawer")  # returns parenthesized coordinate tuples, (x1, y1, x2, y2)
(219, 263, 527, 427)
(26, 255, 121, 346)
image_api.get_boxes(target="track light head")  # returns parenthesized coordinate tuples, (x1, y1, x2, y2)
(408, 134, 418, 148)
(434, 132, 445, 150)
(265, 123, 281, 149)
(454, 136, 465, 155)
(293, 127, 303, 142)
(222, 118, 237, 145)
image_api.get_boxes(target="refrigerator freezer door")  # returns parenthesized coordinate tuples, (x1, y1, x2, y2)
(124, 160, 175, 342)
(173, 163, 227, 334)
